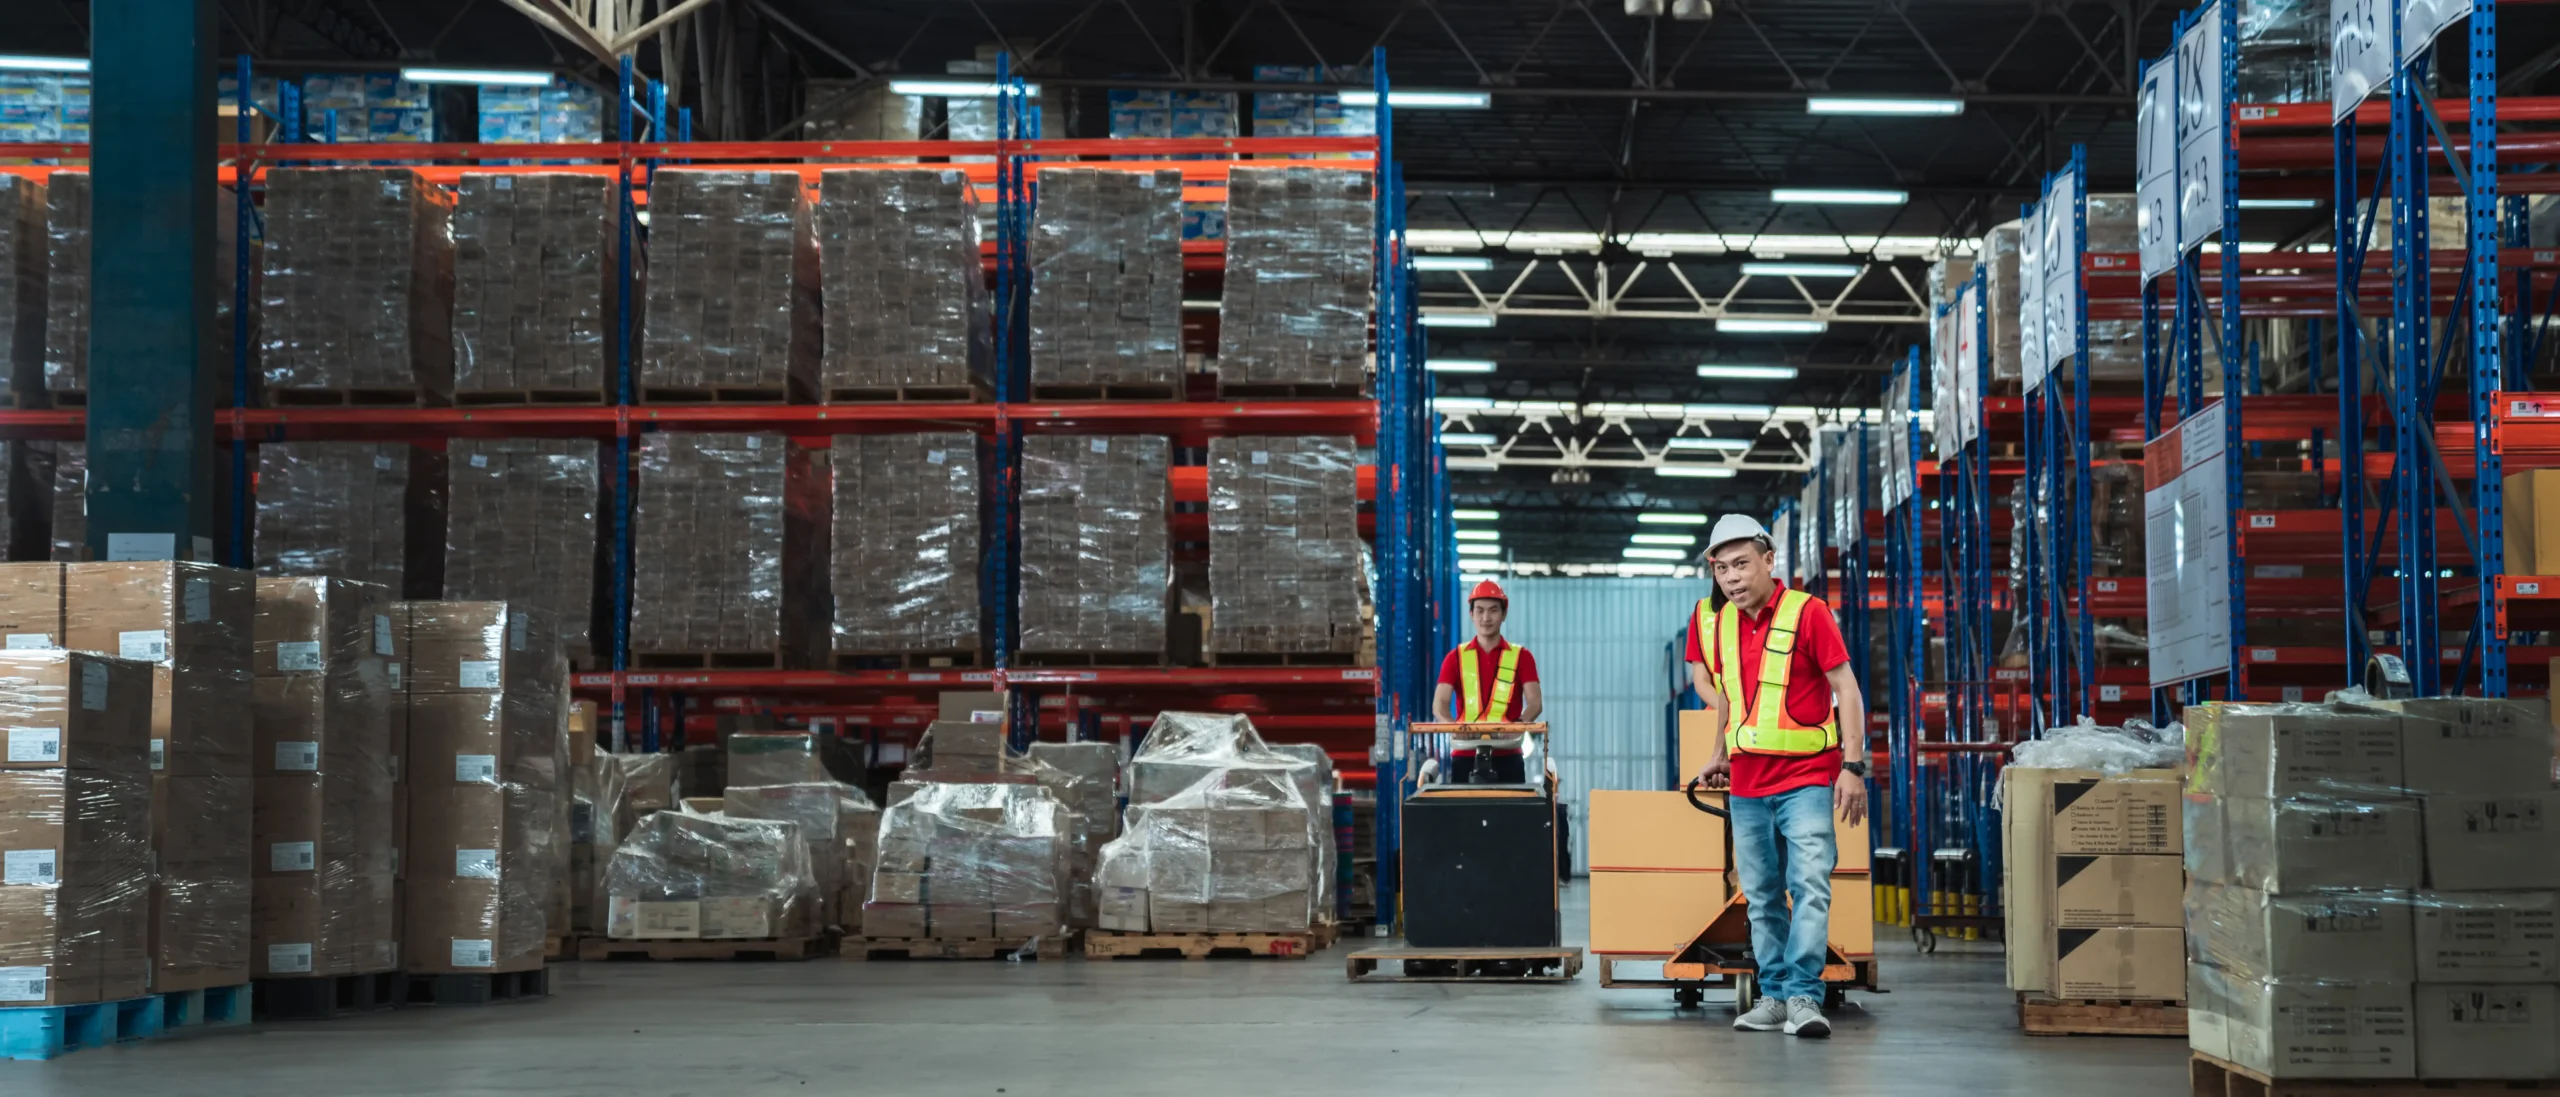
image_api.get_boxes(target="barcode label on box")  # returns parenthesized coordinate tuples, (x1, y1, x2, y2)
(149, 738, 164, 771)
(375, 615, 394, 655)
(4, 849, 56, 885)
(457, 849, 499, 879)
(373, 455, 394, 471)
(470, 454, 489, 467)
(451, 939, 494, 968)
(183, 577, 211, 623)
(277, 641, 323, 672)
(926, 450, 946, 465)
(6, 726, 59, 763)
(4, 634, 49, 650)
(509, 614, 527, 652)
(270, 841, 315, 873)
(456, 754, 497, 783)
(80, 663, 105, 711)
(266, 943, 313, 974)
(275, 740, 319, 772)
(494, 176, 511, 190)
(459, 660, 500, 689)
(119, 630, 168, 661)
(387, 663, 403, 690)
(0, 966, 46, 1002)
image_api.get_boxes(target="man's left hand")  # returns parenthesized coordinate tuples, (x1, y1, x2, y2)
(1834, 767, 1869, 827)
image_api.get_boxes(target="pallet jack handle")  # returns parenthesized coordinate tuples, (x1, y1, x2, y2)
(1684, 778, 1730, 818)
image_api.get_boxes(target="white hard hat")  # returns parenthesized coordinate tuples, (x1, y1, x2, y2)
(1707, 514, 1773, 555)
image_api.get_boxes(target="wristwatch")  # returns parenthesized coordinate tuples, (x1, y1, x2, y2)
(1841, 760, 1870, 778)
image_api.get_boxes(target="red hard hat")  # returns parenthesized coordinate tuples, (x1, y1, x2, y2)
(1468, 579, 1508, 607)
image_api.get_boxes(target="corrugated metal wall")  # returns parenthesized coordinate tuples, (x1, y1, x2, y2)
(1499, 577, 1711, 876)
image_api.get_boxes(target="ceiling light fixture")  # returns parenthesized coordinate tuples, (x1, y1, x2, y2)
(1432, 397, 1495, 411)
(1447, 457, 1500, 471)
(402, 67, 553, 86)
(1717, 319, 1828, 335)
(887, 78, 1041, 97)
(1655, 466, 1741, 479)
(1339, 89, 1492, 109)
(1456, 543, 1503, 556)
(1770, 187, 1908, 205)
(1420, 312, 1497, 328)
(1740, 262, 1863, 279)
(1414, 255, 1494, 272)
(1637, 513, 1711, 525)
(1438, 432, 1498, 446)
(0, 56, 91, 74)
(1453, 509, 1502, 521)
(1631, 533, 1699, 546)
(1425, 359, 1496, 373)
(1695, 364, 1801, 380)
(1806, 97, 1964, 116)
(1665, 437, 1753, 451)
(1623, 547, 1690, 561)
(2237, 198, 2322, 209)
(1454, 530, 1500, 542)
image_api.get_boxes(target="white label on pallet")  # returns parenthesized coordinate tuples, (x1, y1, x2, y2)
(120, 630, 168, 662)
(456, 754, 498, 784)
(1251, 451, 1270, 465)
(509, 614, 527, 652)
(6, 726, 59, 763)
(267, 943, 314, 975)
(80, 663, 105, 711)
(1090, 438, 1109, 454)
(0, 966, 46, 1003)
(2283, 687, 2305, 702)
(373, 454, 394, 471)
(375, 615, 395, 656)
(4, 634, 49, 650)
(183, 577, 211, 623)
(387, 662, 403, 690)
(2249, 514, 2276, 529)
(277, 641, 323, 672)
(4, 849, 57, 885)
(456, 849, 499, 879)
(270, 842, 315, 873)
(274, 741, 319, 772)
(450, 939, 495, 968)
(458, 660, 500, 689)
(149, 739, 164, 772)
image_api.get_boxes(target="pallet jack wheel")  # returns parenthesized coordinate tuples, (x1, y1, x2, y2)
(1912, 926, 1938, 954)
(1673, 986, 1704, 1010)
(1733, 972, 1758, 1013)
(1824, 984, 1847, 1012)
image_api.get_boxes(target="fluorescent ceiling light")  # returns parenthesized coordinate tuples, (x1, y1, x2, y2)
(887, 78, 1041, 97)
(403, 67, 552, 86)
(1683, 403, 1776, 418)
(1180, 299, 1220, 310)
(1638, 513, 1711, 525)
(1438, 432, 1498, 446)
(1407, 229, 1490, 250)
(1500, 232, 1607, 252)
(1770, 188, 1908, 205)
(1619, 233, 1727, 254)
(1696, 364, 1801, 380)
(1432, 397, 1495, 411)
(1741, 262, 1862, 279)
(1340, 89, 1491, 109)
(1656, 466, 1741, 479)
(1414, 255, 1494, 272)
(1447, 457, 1501, 471)
(0, 56, 89, 74)
(1717, 319, 1828, 335)
(2238, 198, 2321, 209)
(1420, 312, 1496, 328)
(1807, 97, 1964, 116)
(1624, 547, 1690, 561)
(1456, 543, 1504, 556)
(1453, 508, 1502, 521)
(1632, 533, 1698, 546)
(1454, 530, 1500, 542)
(1666, 437, 1753, 451)
(1425, 359, 1496, 373)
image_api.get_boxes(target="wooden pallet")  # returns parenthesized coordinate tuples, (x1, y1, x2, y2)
(456, 388, 610, 406)
(631, 649, 791, 670)
(252, 971, 401, 1020)
(1028, 383, 1180, 402)
(1085, 930, 1321, 960)
(1215, 382, 1368, 401)
(578, 936, 829, 962)
(639, 384, 799, 404)
(544, 934, 582, 962)
(842, 934, 1071, 961)
(1206, 650, 1366, 667)
(825, 384, 989, 404)
(1345, 946, 1583, 983)
(1015, 650, 1168, 668)
(833, 649, 985, 671)
(265, 386, 435, 407)
(2188, 1051, 2560, 1095)
(2017, 994, 2186, 1037)
(403, 967, 550, 1006)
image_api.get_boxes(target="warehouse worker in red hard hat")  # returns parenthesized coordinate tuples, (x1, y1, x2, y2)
(1426, 579, 1543, 785)
(1687, 514, 1868, 1040)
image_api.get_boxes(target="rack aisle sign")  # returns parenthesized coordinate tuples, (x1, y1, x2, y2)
(2144, 399, 2233, 687)
(2020, 202, 2048, 391)
(2041, 166, 2079, 374)
(2400, 0, 2466, 66)
(1956, 281, 1983, 447)
(1884, 368, 1915, 509)
(2332, 0, 2391, 123)
(2136, 56, 2177, 282)
(1933, 297, 1960, 461)
(2176, 3, 2225, 253)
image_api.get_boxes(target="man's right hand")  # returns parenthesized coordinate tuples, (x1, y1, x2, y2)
(1694, 755, 1731, 791)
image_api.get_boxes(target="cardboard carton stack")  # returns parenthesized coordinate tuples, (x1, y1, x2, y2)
(1665, 708, 1878, 957)
(630, 432, 827, 664)
(1028, 168, 1183, 390)
(443, 439, 602, 667)
(862, 781, 1072, 940)
(1215, 167, 1372, 392)
(1588, 789, 1731, 955)
(829, 433, 980, 657)
(450, 172, 613, 397)
(720, 770, 879, 932)
(638, 169, 818, 396)
(1019, 435, 1169, 658)
(603, 809, 820, 940)
(47, 441, 80, 562)
(0, 175, 42, 405)
(2000, 766, 2184, 1000)
(570, 751, 675, 935)
(2183, 698, 2560, 1081)
(1206, 436, 1364, 657)
(258, 167, 455, 400)
(1100, 712, 1324, 935)
(250, 577, 398, 978)
(401, 601, 568, 977)
(255, 442, 450, 599)
(816, 169, 990, 394)
(1026, 741, 1120, 928)
(0, 650, 154, 1007)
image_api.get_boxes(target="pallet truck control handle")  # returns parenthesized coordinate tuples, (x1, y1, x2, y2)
(1684, 778, 1730, 818)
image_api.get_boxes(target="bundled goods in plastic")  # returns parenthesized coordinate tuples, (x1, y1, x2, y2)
(604, 809, 820, 940)
(909, 719, 1008, 778)
(45, 441, 79, 561)
(0, 175, 42, 404)
(259, 167, 454, 399)
(629, 432, 828, 663)
(250, 576, 398, 977)
(816, 169, 990, 392)
(2182, 696, 2560, 1080)
(639, 169, 818, 394)
(1103, 712, 1331, 933)
(1207, 436, 1364, 656)
(43, 173, 252, 401)
(721, 779, 879, 930)
(1983, 222, 2023, 385)
(571, 751, 676, 935)
(800, 80, 922, 142)
(254, 441, 449, 599)
(444, 439, 602, 667)
(2236, 0, 2329, 104)
(861, 781, 1072, 939)
(829, 433, 980, 656)
(1019, 435, 1169, 656)
(1215, 167, 1372, 390)
(1028, 168, 1183, 389)
(450, 172, 613, 395)
(400, 601, 569, 974)
(0, 649, 155, 1006)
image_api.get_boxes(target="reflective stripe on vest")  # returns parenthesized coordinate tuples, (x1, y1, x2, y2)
(1707, 589, 1840, 756)
(1455, 641, 1523, 722)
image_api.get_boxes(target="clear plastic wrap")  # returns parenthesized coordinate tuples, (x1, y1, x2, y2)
(573, 750, 678, 934)
(1114, 711, 1331, 931)
(603, 809, 819, 939)
(1024, 742, 1119, 928)
(1029, 169, 1184, 390)
(911, 719, 1008, 776)
(1206, 436, 1365, 656)
(721, 780, 878, 930)
(1983, 221, 2022, 384)
(829, 433, 981, 655)
(2008, 720, 2185, 774)
(39, 171, 81, 396)
(251, 576, 399, 977)
(728, 731, 822, 788)
(861, 781, 1070, 939)
(451, 172, 613, 395)
(2234, 0, 2329, 104)
(817, 169, 990, 393)
(0, 650, 154, 1006)
(1096, 755, 1315, 934)
(254, 442, 449, 599)
(259, 167, 454, 398)
(1216, 167, 1372, 390)
(0, 174, 41, 405)
(444, 439, 602, 667)
(1019, 434, 1169, 656)
(41, 440, 79, 561)
(630, 432, 828, 662)
(639, 169, 819, 395)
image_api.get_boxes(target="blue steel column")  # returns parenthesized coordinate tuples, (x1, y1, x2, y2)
(2217, 0, 2246, 698)
(613, 58, 640, 749)
(2337, 116, 2371, 684)
(2470, 0, 2506, 697)
(1369, 51, 1408, 926)
(88, 0, 221, 560)
(2069, 150, 2095, 719)
(228, 55, 253, 566)
(2390, 13, 2440, 696)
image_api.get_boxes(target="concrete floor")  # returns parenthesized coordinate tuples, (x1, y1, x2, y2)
(16, 884, 2188, 1096)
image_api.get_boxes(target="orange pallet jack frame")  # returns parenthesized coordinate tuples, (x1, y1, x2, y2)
(1659, 893, 1880, 1013)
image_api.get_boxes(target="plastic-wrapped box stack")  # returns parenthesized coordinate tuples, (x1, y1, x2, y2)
(629, 433, 827, 665)
(444, 439, 601, 668)
(1098, 712, 1320, 934)
(1215, 167, 1372, 393)
(40, 174, 252, 403)
(250, 577, 398, 978)
(1206, 436, 1364, 658)
(1028, 169, 1183, 393)
(47, 441, 80, 562)
(450, 173, 613, 398)
(475, 78, 604, 144)
(829, 433, 980, 660)
(1026, 741, 1121, 928)
(1019, 435, 1169, 659)
(2184, 697, 2560, 1081)
(2237, 0, 2328, 104)
(0, 175, 42, 405)
(816, 169, 990, 397)
(604, 809, 820, 940)
(254, 442, 449, 599)
(1983, 222, 2023, 386)
(639, 170, 818, 399)
(571, 751, 674, 935)
(720, 731, 878, 931)
(259, 167, 455, 401)
(0, 649, 154, 1008)
(862, 782, 1072, 940)
(1999, 753, 2183, 1000)
(401, 601, 569, 976)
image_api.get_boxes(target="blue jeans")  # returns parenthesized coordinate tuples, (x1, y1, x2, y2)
(1728, 783, 1838, 1004)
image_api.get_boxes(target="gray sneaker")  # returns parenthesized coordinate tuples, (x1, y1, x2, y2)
(1784, 996, 1831, 1038)
(1733, 995, 1788, 1031)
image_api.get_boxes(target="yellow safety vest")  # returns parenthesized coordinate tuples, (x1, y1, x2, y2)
(1455, 640, 1523, 722)
(1697, 589, 1840, 756)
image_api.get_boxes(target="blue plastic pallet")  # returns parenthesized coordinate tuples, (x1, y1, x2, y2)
(0, 984, 248, 1061)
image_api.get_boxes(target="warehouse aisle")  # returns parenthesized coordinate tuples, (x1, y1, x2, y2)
(14, 886, 2185, 1096)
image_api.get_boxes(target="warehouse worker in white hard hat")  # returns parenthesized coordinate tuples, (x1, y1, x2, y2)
(1685, 513, 1869, 1039)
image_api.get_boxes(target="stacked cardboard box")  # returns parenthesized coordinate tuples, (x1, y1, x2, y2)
(1028, 168, 1183, 389)
(638, 170, 818, 395)
(815, 169, 990, 393)
(604, 809, 820, 940)
(630, 432, 827, 663)
(0, 175, 42, 405)
(258, 167, 454, 399)
(862, 782, 1072, 939)
(570, 751, 674, 936)
(1215, 167, 1371, 390)
(1206, 436, 1364, 656)
(721, 778, 878, 931)
(1025, 741, 1120, 927)
(1664, 710, 1877, 955)
(1588, 789, 1730, 955)
(828, 433, 980, 657)
(1019, 435, 1168, 657)
(2000, 767, 2184, 999)
(450, 173, 613, 396)
(0, 650, 154, 1007)
(1097, 766, 1314, 935)
(401, 601, 568, 976)
(443, 439, 601, 667)
(909, 719, 1006, 778)
(48, 441, 80, 562)
(2184, 698, 2560, 1081)
(250, 576, 398, 978)
(254, 442, 449, 599)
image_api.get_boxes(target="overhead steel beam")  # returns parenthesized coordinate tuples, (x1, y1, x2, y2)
(1023, 74, 2134, 108)
(498, 0, 619, 65)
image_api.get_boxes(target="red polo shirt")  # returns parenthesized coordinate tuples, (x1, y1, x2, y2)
(1436, 637, 1538, 720)
(1684, 582, 1850, 798)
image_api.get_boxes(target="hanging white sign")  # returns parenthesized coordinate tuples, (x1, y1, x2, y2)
(2020, 203, 2048, 392)
(2136, 57, 2179, 281)
(2043, 168, 2079, 370)
(2332, 0, 2392, 124)
(2176, 4, 2225, 253)
(1956, 282, 1983, 448)
(2401, 0, 2469, 69)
